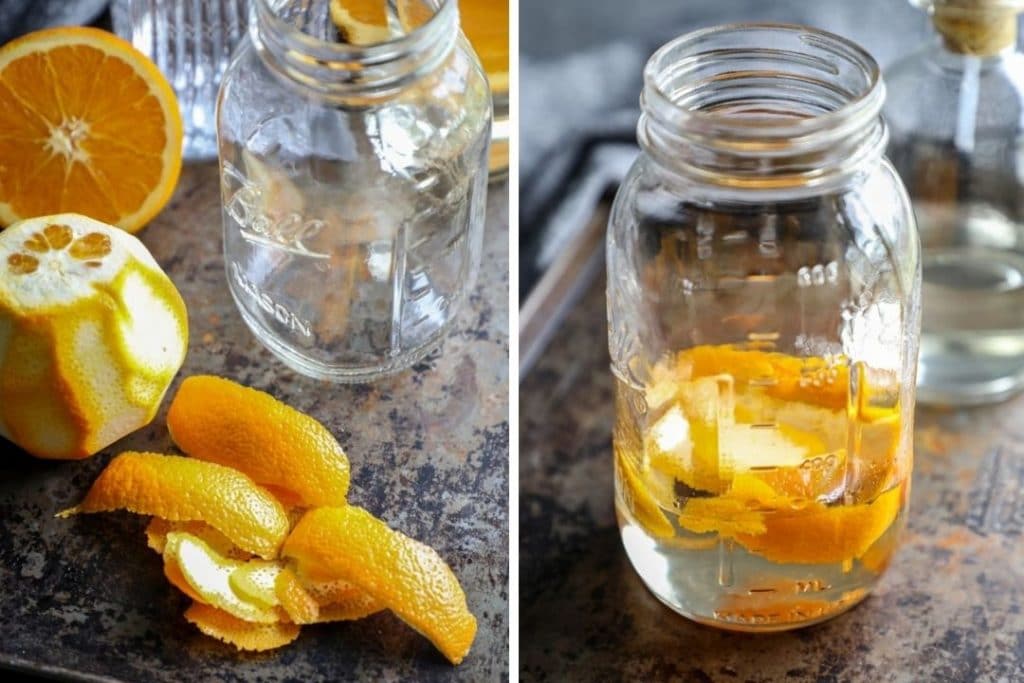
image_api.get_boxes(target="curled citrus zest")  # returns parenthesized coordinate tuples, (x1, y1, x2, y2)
(164, 532, 281, 624)
(60, 452, 289, 559)
(167, 376, 350, 508)
(283, 506, 477, 665)
(145, 518, 252, 560)
(184, 603, 299, 652)
(274, 568, 321, 625)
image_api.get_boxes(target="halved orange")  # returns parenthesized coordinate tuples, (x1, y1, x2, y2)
(0, 27, 183, 233)
(59, 452, 290, 559)
(283, 506, 477, 665)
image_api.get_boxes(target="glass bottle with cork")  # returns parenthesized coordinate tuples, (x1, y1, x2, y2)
(886, 0, 1024, 405)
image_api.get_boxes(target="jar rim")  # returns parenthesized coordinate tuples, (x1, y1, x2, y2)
(252, 0, 460, 97)
(639, 23, 889, 195)
(642, 23, 884, 143)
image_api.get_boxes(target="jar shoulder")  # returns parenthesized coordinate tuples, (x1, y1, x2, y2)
(611, 156, 913, 227)
(608, 156, 917, 267)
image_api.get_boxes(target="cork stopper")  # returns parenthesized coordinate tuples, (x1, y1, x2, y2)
(926, 0, 1023, 55)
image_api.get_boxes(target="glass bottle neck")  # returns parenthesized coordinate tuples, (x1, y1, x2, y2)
(251, 0, 458, 102)
(931, 4, 1020, 56)
(638, 24, 887, 200)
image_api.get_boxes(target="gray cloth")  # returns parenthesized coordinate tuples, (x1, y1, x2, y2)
(519, 0, 932, 293)
(0, 0, 109, 43)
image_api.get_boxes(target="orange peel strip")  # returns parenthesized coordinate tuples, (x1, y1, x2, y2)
(59, 451, 289, 559)
(734, 484, 904, 565)
(185, 603, 299, 652)
(274, 568, 321, 625)
(283, 506, 476, 664)
(164, 532, 281, 624)
(166, 376, 350, 508)
(145, 518, 252, 560)
(299, 577, 384, 622)
(163, 553, 204, 603)
(615, 447, 675, 539)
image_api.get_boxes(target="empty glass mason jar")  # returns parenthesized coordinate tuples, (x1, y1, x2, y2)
(218, 0, 491, 382)
(607, 25, 921, 631)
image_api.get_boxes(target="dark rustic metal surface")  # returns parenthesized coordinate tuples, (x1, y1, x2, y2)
(0, 164, 509, 682)
(520, 275, 1024, 682)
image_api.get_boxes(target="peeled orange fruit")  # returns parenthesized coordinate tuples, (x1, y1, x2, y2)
(0, 27, 182, 233)
(60, 452, 289, 558)
(284, 506, 477, 665)
(167, 376, 350, 508)
(0, 214, 187, 459)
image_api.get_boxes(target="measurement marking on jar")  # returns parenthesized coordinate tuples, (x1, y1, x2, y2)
(796, 580, 832, 593)
(230, 262, 313, 338)
(408, 233, 432, 251)
(409, 285, 432, 302)
(797, 262, 839, 287)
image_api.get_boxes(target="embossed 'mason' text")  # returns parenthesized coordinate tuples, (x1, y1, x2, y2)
(231, 261, 313, 338)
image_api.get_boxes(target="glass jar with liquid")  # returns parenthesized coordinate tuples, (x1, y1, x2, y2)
(607, 24, 921, 631)
(218, 0, 491, 382)
(886, 0, 1024, 405)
